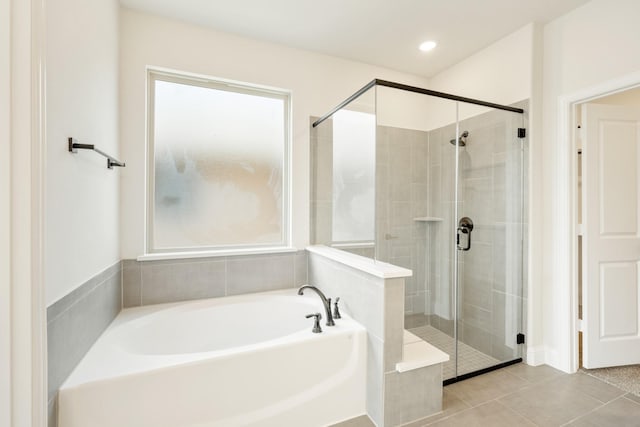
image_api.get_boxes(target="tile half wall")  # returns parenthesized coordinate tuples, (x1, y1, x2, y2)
(122, 251, 308, 307)
(47, 260, 122, 427)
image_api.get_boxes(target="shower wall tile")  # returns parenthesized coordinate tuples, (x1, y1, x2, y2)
(391, 179, 411, 202)
(492, 225, 507, 293)
(430, 315, 455, 336)
(411, 137, 429, 183)
(123, 251, 308, 308)
(411, 292, 426, 314)
(463, 242, 493, 285)
(310, 117, 333, 245)
(313, 137, 334, 202)
(471, 224, 494, 245)
(410, 183, 429, 217)
(492, 153, 507, 223)
(463, 177, 493, 225)
(462, 281, 491, 311)
(391, 244, 412, 259)
(462, 303, 492, 332)
(377, 125, 430, 317)
(311, 201, 333, 245)
(460, 322, 493, 355)
(491, 291, 523, 341)
(405, 313, 429, 329)
(428, 166, 441, 216)
(428, 128, 442, 166)
(391, 201, 412, 227)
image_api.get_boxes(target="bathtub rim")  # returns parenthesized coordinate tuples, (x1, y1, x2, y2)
(60, 288, 366, 390)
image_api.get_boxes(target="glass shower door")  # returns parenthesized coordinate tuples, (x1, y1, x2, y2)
(453, 103, 526, 378)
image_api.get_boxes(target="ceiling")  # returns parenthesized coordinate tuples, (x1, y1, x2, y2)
(120, 0, 590, 78)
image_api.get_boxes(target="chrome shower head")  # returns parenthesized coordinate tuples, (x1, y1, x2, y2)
(450, 130, 469, 147)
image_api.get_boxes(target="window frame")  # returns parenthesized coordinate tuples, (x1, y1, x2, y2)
(145, 69, 292, 255)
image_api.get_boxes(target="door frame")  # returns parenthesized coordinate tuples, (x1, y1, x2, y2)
(1, 0, 11, 423)
(557, 70, 640, 373)
(6, 0, 47, 424)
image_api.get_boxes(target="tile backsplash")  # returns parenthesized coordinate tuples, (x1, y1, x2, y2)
(47, 260, 122, 427)
(122, 250, 308, 307)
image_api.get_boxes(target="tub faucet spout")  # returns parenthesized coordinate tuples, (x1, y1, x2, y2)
(297, 285, 335, 326)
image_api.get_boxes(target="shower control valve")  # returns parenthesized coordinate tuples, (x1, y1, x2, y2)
(457, 217, 474, 251)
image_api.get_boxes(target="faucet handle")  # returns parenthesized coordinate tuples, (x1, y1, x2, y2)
(305, 313, 323, 333)
(333, 297, 342, 319)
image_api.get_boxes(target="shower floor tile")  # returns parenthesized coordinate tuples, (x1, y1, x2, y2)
(408, 325, 500, 380)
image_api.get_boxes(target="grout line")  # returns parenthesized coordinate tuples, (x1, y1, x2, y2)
(623, 393, 640, 406)
(559, 397, 614, 426)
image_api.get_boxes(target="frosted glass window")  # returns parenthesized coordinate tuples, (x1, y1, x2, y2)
(149, 72, 289, 252)
(332, 110, 375, 242)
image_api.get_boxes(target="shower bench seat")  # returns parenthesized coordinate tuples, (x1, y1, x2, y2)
(397, 330, 449, 373)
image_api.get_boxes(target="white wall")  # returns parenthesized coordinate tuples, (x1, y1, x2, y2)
(119, 8, 430, 258)
(541, 0, 640, 372)
(45, 0, 120, 305)
(430, 24, 534, 119)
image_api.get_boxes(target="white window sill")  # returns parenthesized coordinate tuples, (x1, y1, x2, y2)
(137, 247, 298, 262)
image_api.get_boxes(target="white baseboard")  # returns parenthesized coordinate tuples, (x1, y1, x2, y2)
(525, 345, 547, 366)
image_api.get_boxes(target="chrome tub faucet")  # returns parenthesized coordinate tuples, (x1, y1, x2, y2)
(297, 285, 335, 326)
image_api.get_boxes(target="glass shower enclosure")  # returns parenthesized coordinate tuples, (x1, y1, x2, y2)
(310, 80, 528, 383)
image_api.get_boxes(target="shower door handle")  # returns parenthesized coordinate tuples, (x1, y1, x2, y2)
(457, 217, 474, 251)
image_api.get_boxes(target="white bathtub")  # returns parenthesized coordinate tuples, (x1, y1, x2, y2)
(58, 289, 367, 427)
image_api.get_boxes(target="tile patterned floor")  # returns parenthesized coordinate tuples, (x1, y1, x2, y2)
(408, 325, 500, 380)
(333, 364, 640, 427)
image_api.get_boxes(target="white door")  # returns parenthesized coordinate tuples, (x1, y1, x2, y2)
(583, 103, 640, 368)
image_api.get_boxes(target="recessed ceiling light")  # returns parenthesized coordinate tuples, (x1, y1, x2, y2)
(419, 41, 437, 52)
